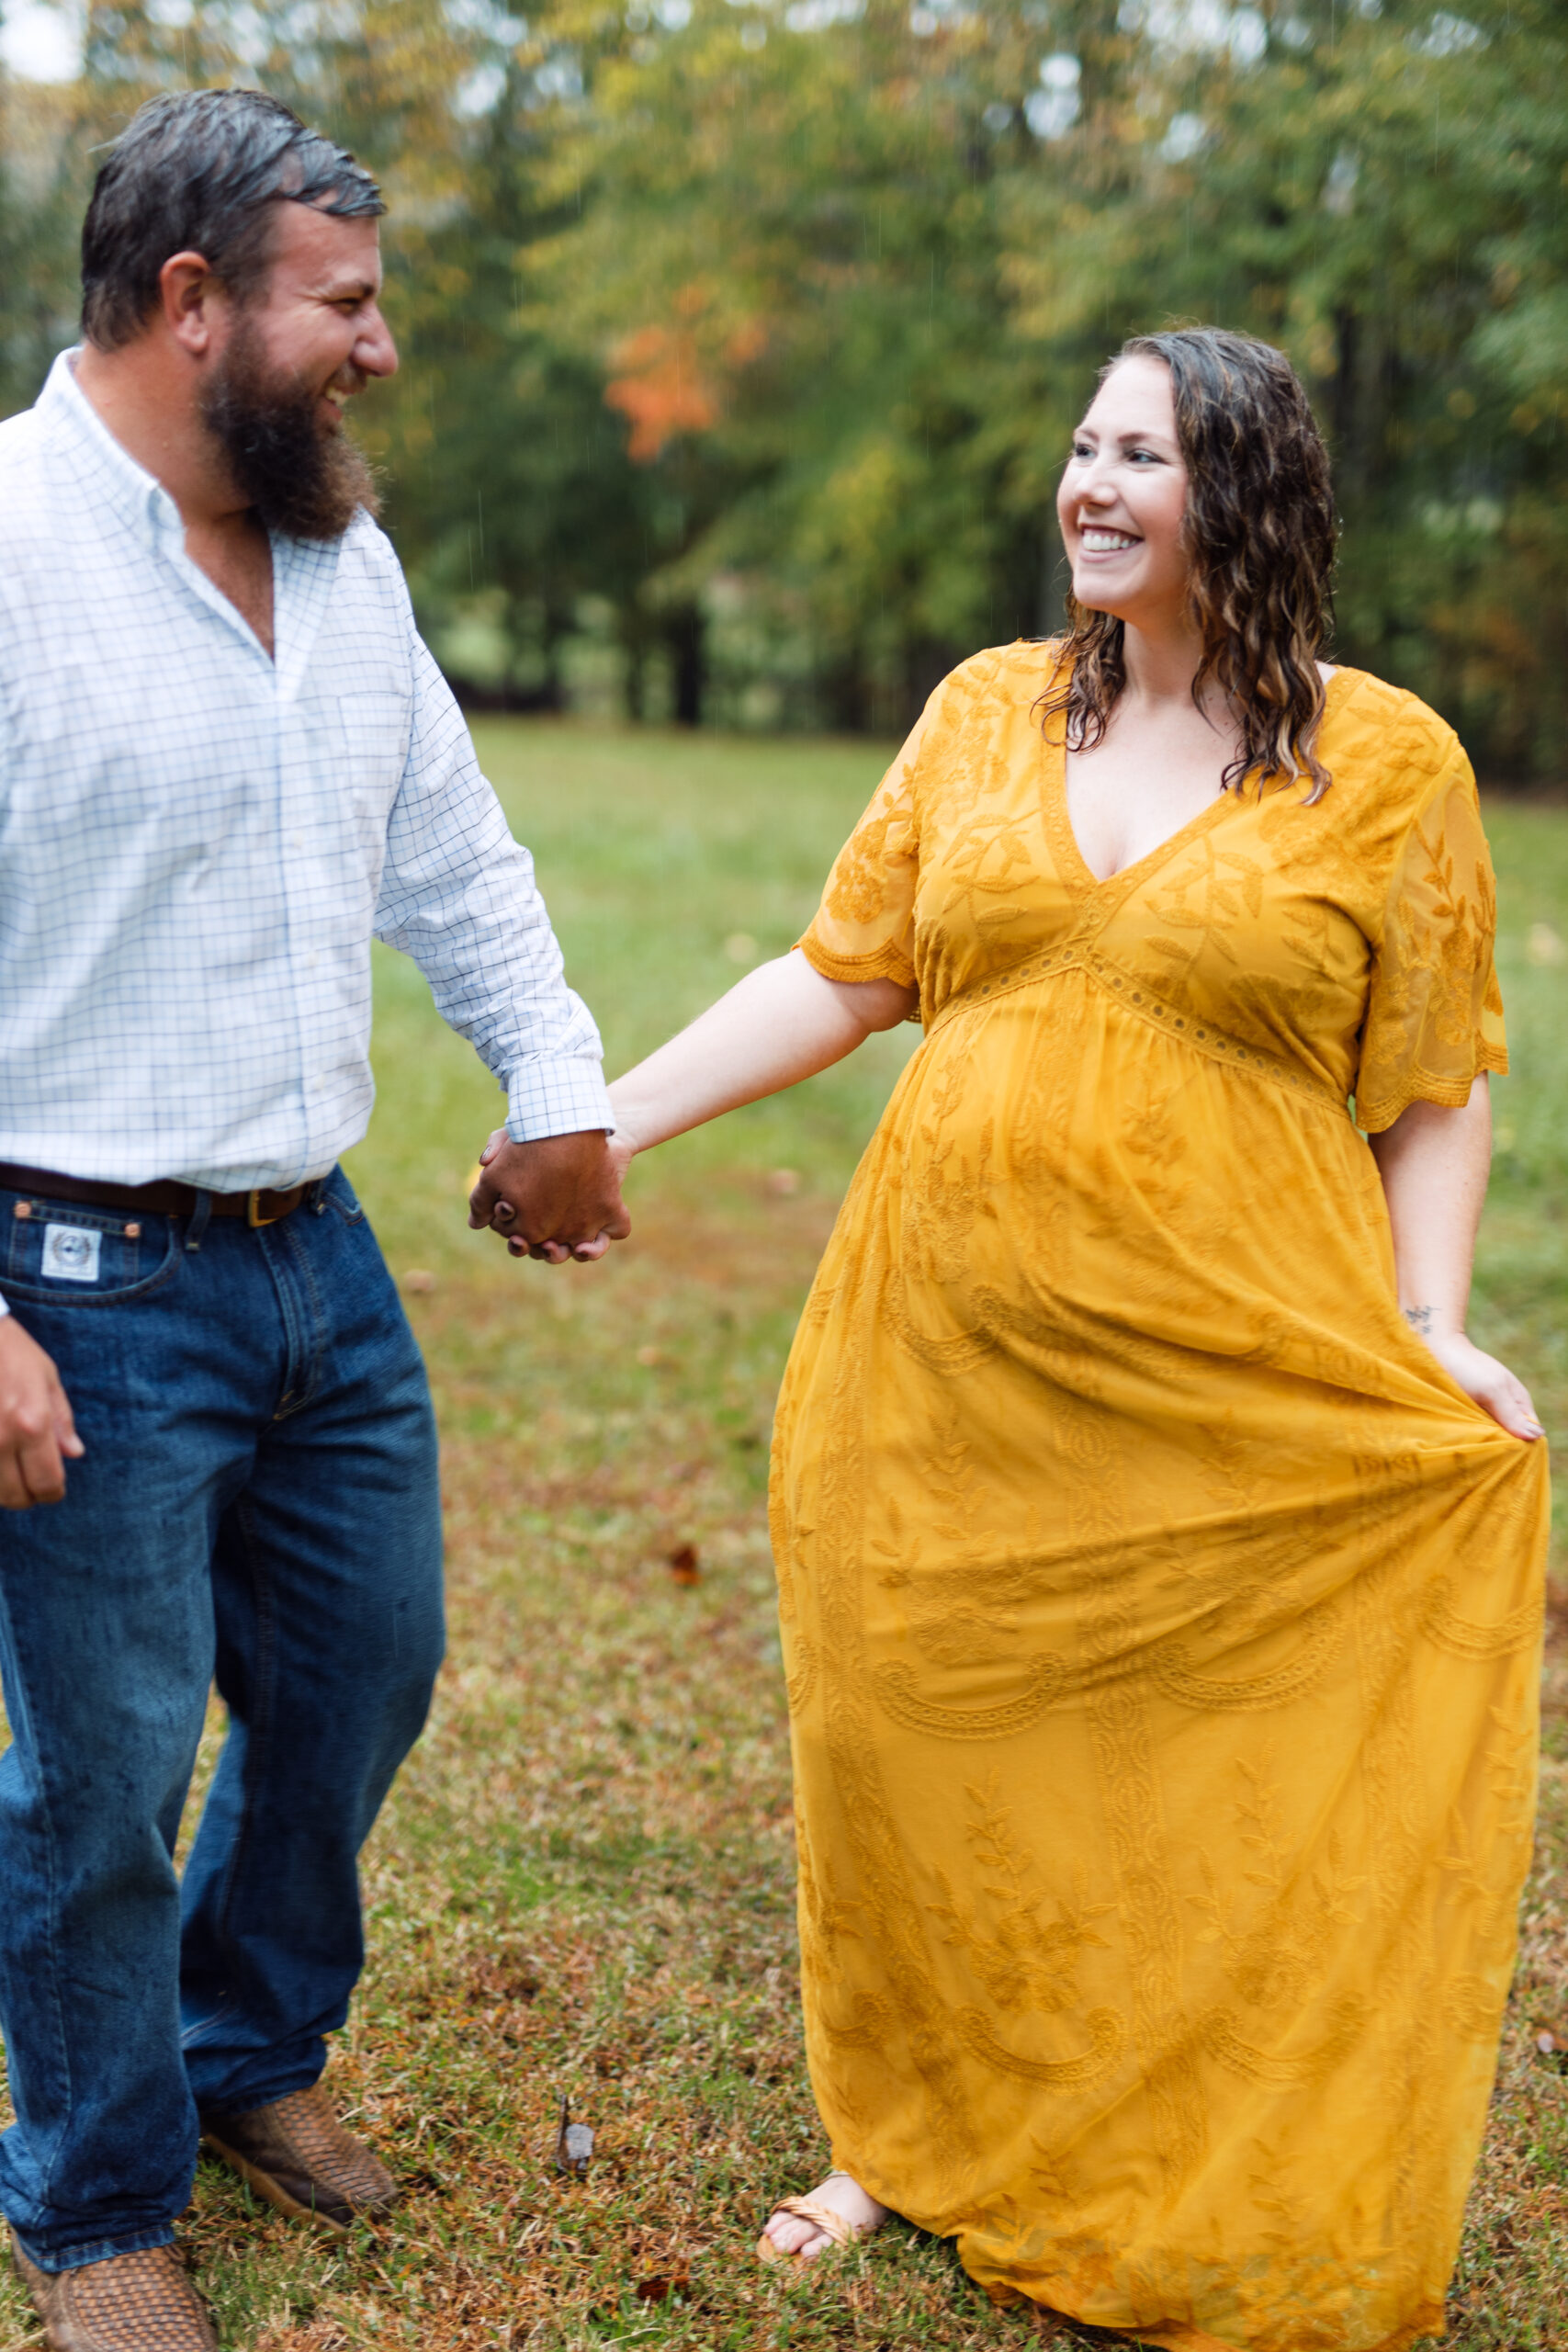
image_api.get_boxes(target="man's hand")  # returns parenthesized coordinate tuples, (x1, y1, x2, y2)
(0, 1317, 84, 1508)
(468, 1128, 632, 1264)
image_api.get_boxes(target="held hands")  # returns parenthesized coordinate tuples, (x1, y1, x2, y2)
(468, 1127, 632, 1264)
(0, 1317, 84, 1508)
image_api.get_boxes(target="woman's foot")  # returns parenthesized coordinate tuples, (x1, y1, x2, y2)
(756, 2169, 888, 2264)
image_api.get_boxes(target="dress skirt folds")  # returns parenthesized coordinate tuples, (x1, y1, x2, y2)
(770, 648, 1550, 2352)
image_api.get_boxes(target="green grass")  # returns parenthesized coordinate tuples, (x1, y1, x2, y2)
(0, 721, 1565, 2350)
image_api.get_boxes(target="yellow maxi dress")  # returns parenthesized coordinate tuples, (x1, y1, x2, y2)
(771, 646, 1551, 2352)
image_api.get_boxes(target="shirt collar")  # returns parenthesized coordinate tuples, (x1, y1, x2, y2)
(39, 346, 188, 556)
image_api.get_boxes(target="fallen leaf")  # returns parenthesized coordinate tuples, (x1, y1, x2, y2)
(467, 1954, 542, 2007)
(1526, 922, 1567, 968)
(667, 1543, 700, 1585)
(764, 1168, 800, 1197)
(402, 1269, 436, 1294)
(637, 1343, 671, 1368)
(552, 2096, 594, 2177)
(635, 2268, 690, 2303)
(1028, 2310, 1077, 2344)
(1533, 2021, 1568, 2068)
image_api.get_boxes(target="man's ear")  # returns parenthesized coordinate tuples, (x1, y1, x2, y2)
(158, 250, 226, 356)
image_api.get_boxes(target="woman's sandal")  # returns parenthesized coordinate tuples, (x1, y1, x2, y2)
(755, 2170, 883, 2267)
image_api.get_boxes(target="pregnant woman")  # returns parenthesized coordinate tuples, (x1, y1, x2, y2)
(549, 329, 1550, 2349)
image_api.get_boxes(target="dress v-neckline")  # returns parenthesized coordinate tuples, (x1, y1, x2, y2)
(1042, 667, 1353, 899)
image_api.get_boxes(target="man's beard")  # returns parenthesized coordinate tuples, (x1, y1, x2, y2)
(200, 312, 381, 542)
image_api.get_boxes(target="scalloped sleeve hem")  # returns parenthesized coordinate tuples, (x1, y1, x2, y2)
(1355, 1040, 1509, 1136)
(797, 929, 922, 1019)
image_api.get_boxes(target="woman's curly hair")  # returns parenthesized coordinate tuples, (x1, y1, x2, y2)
(1040, 327, 1338, 800)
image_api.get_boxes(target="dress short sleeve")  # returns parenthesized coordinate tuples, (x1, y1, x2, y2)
(796, 695, 935, 998)
(1354, 756, 1508, 1132)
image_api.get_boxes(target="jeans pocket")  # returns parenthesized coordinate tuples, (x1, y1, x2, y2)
(0, 1192, 181, 1306)
(321, 1168, 366, 1227)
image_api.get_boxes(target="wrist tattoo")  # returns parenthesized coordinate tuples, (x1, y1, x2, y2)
(1403, 1305, 1435, 1335)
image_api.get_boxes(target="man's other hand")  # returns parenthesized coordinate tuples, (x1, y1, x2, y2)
(468, 1129, 632, 1264)
(0, 1317, 84, 1508)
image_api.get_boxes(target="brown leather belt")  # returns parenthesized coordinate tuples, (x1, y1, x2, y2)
(0, 1163, 311, 1228)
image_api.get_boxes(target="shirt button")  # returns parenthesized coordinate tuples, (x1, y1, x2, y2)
(291, 832, 303, 849)
(314, 1075, 326, 1092)
(307, 950, 319, 969)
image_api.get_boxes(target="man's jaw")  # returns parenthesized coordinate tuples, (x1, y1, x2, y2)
(200, 326, 381, 537)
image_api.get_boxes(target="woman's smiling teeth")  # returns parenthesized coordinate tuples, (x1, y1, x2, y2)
(1080, 526, 1140, 553)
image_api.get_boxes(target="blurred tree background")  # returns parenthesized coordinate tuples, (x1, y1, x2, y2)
(1, 0, 1563, 767)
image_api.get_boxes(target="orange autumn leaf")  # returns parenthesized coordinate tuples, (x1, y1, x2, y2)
(725, 318, 768, 367)
(604, 293, 767, 461)
(604, 324, 718, 461)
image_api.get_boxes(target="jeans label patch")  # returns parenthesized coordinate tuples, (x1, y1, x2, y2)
(41, 1224, 101, 1283)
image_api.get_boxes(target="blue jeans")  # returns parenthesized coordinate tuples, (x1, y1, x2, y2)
(0, 1169, 444, 2271)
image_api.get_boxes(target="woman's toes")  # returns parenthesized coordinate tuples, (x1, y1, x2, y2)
(759, 2171, 888, 2266)
(763, 2211, 825, 2258)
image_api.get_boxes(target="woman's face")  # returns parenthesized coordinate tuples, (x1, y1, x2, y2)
(1057, 355, 1191, 632)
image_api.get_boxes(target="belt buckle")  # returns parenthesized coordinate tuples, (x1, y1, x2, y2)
(247, 1189, 284, 1228)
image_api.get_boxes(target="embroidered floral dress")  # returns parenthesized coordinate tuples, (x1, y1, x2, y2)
(771, 646, 1549, 2352)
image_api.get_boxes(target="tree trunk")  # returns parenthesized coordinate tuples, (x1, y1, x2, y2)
(818, 642, 869, 733)
(667, 604, 705, 728)
(902, 638, 956, 730)
(1331, 307, 1362, 500)
(620, 608, 651, 722)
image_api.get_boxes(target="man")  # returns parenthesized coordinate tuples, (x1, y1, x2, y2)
(0, 86, 626, 2350)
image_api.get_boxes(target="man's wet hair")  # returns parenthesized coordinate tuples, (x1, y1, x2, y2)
(81, 87, 384, 350)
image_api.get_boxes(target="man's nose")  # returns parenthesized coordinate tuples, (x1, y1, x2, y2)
(355, 304, 400, 380)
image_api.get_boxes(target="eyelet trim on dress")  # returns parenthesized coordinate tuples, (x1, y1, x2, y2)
(925, 948, 1350, 1118)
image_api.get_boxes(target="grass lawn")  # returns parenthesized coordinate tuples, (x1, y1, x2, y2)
(1, 719, 1565, 2349)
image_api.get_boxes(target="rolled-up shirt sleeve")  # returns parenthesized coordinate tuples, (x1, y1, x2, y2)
(373, 621, 615, 1141)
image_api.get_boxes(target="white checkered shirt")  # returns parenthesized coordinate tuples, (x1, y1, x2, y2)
(0, 350, 614, 1205)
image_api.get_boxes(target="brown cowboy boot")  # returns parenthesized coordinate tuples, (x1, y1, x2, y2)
(9, 2232, 217, 2352)
(198, 2085, 397, 2233)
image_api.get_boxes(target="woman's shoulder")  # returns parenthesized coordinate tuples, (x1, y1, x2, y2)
(929, 638, 1066, 710)
(1318, 666, 1468, 801)
(896, 642, 1059, 780)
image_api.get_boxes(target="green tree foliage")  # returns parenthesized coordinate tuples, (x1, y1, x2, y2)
(0, 60, 80, 415)
(545, 0, 1074, 726)
(548, 0, 1568, 758)
(0, 0, 1562, 767)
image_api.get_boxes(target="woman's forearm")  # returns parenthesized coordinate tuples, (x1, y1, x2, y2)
(1368, 1077, 1541, 1438)
(609, 948, 918, 1155)
(1367, 1080, 1491, 1339)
